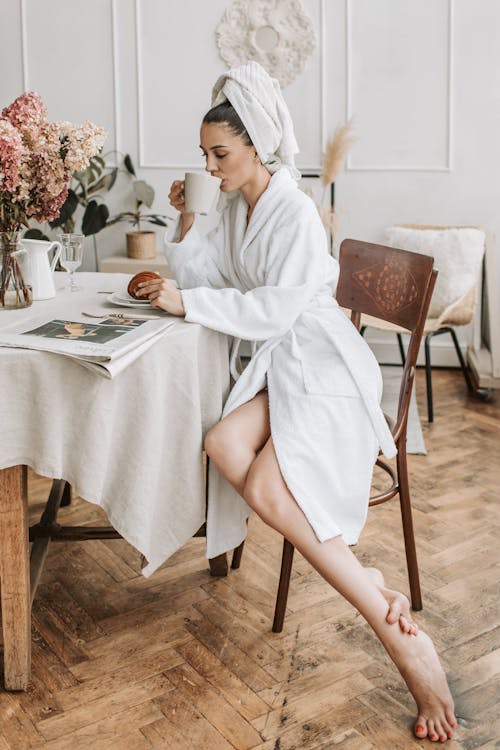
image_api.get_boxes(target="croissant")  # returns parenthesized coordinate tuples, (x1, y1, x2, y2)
(127, 271, 162, 299)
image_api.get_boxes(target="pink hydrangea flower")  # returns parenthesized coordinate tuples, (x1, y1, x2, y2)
(62, 121, 106, 172)
(29, 183, 69, 223)
(0, 119, 24, 192)
(1, 91, 47, 134)
(0, 90, 106, 231)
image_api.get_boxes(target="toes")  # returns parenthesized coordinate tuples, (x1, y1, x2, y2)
(426, 718, 448, 743)
(445, 707, 457, 729)
(433, 719, 448, 742)
(414, 717, 428, 739)
(427, 719, 439, 742)
(440, 714, 454, 738)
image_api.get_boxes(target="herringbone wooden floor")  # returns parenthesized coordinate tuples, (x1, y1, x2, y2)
(1, 369, 499, 749)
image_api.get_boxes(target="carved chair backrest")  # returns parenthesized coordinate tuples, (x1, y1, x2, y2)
(337, 239, 435, 331)
(336, 239, 437, 438)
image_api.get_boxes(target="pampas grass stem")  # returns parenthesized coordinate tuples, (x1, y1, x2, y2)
(320, 117, 356, 202)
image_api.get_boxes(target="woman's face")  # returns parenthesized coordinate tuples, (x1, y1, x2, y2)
(200, 122, 259, 192)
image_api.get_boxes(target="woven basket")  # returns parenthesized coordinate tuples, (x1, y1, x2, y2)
(126, 231, 156, 260)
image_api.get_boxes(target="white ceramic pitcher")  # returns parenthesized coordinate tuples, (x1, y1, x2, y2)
(19, 239, 62, 300)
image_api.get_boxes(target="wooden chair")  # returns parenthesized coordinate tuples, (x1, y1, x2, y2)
(269, 238, 437, 632)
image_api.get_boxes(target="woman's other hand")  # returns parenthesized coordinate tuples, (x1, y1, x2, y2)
(136, 277, 185, 316)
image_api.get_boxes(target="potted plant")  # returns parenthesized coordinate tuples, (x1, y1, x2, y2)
(107, 156, 171, 259)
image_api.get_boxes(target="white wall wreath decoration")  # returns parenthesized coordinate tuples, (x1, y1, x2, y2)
(215, 0, 316, 88)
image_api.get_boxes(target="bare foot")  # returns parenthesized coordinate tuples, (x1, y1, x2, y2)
(366, 567, 418, 636)
(390, 629, 457, 742)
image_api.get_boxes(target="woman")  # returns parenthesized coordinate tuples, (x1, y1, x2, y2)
(138, 61, 456, 742)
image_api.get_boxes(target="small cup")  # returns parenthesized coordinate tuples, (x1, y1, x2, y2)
(184, 172, 221, 215)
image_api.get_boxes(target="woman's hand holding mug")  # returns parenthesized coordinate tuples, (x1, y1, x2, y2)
(168, 180, 187, 213)
(169, 174, 221, 241)
(168, 180, 194, 240)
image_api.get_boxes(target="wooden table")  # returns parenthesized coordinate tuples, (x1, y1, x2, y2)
(0, 273, 231, 690)
(0, 466, 31, 690)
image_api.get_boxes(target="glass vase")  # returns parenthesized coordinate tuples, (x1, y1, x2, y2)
(0, 230, 32, 309)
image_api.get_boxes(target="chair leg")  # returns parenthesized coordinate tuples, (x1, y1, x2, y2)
(396, 447, 422, 611)
(424, 333, 434, 423)
(231, 541, 245, 569)
(60, 481, 72, 507)
(448, 327, 474, 393)
(396, 333, 406, 366)
(272, 539, 295, 633)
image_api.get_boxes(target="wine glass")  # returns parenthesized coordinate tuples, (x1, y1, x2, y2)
(60, 233, 84, 292)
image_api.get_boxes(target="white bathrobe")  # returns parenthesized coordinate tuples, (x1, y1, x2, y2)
(164, 169, 396, 559)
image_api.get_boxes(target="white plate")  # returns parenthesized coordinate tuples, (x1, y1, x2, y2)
(107, 292, 153, 308)
(114, 289, 151, 303)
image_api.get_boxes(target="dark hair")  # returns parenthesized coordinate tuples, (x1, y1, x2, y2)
(202, 101, 253, 147)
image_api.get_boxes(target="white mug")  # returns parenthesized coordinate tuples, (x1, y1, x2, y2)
(184, 172, 221, 215)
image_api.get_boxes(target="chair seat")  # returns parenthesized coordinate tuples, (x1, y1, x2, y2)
(361, 313, 443, 335)
(360, 282, 477, 335)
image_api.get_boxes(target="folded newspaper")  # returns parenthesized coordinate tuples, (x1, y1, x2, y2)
(0, 315, 176, 378)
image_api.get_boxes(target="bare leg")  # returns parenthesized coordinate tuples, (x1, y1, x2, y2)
(207, 393, 414, 637)
(242, 437, 456, 742)
(204, 390, 270, 495)
(206, 394, 456, 740)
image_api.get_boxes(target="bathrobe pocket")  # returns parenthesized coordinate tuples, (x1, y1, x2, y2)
(299, 339, 360, 398)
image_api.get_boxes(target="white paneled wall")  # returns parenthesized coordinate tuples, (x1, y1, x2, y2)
(0, 2, 24, 99)
(136, 0, 229, 169)
(134, 0, 325, 170)
(346, 0, 451, 171)
(1, 0, 499, 375)
(23, 0, 117, 151)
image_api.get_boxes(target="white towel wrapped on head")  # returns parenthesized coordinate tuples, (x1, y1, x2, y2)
(211, 60, 300, 180)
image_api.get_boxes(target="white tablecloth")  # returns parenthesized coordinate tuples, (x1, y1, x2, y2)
(0, 273, 231, 574)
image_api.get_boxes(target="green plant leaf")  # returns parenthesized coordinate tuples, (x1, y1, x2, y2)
(106, 167, 118, 191)
(105, 212, 136, 226)
(23, 228, 50, 241)
(124, 154, 136, 176)
(88, 159, 103, 178)
(49, 189, 79, 228)
(88, 173, 113, 194)
(133, 180, 154, 207)
(82, 200, 110, 236)
(147, 217, 168, 226)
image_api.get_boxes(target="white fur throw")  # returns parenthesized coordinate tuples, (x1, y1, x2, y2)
(385, 226, 485, 318)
